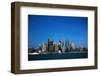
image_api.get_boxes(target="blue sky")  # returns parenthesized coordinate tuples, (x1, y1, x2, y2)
(28, 15, 88, 48)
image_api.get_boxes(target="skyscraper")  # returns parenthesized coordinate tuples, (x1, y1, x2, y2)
(48, 39, 54, 53)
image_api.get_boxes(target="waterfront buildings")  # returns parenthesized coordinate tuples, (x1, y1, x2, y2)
(28, 39, 87, 54)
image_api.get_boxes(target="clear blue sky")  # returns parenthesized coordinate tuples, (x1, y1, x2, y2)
(28, 15, 88, 48)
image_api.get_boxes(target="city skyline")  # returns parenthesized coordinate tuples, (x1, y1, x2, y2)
(28, 39, 88, 54)
(28, 15, 88, 48)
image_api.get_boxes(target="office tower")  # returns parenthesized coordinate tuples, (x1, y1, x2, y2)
(48, 39, 54, 53)
(54, 42, 59, 53)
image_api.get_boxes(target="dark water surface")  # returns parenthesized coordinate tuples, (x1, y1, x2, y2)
(28, 52, 88, 61)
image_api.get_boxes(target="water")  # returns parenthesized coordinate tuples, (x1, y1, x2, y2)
(28, 52, 88, 61)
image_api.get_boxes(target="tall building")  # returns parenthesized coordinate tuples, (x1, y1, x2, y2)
(41, 43, 47, 53)
(48, 39, 55, 53)
(54, 42, 59, 53)
(71, 42, 76, 50)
